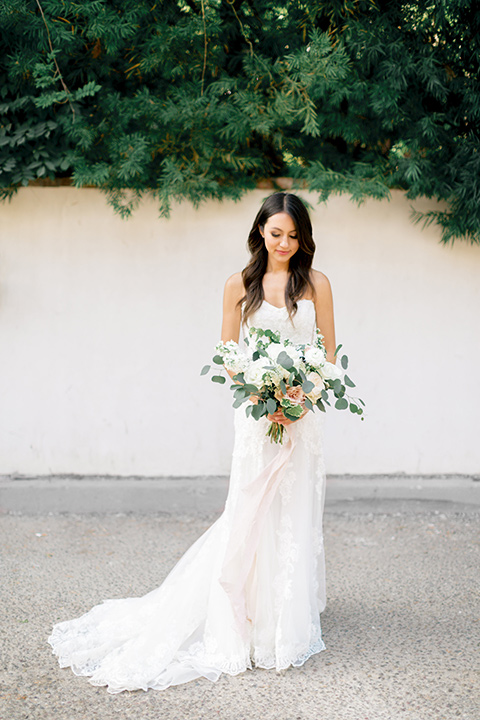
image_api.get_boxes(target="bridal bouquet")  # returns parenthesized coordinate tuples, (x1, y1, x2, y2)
(202, 327, 364, 443)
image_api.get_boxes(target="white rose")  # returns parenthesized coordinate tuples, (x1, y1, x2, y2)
(262, 343, 280, 362)
(262, 365, 284, 385)
(276, 364, 292, 382)
(305, 372, 325, 401)
(304, 346, 326, 368)
(320, 362, 343, 381)
(285, 345, 302, 365)
(264, 341, 297, 359)
(244, 358, 268, 388)
(264, 344, 299, 378)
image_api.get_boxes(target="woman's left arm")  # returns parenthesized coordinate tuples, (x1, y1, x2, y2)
(312, 271, 337, 364)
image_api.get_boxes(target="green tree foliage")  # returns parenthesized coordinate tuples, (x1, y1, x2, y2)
(1, 0, 479, 244)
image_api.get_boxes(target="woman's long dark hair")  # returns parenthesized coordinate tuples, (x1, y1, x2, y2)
(240, 192, 316, 322)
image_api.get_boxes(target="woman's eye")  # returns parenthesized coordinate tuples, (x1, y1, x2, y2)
(271, 234, 280, 238)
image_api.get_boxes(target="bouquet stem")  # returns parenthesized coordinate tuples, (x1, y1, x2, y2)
(266, 421, 285, 444)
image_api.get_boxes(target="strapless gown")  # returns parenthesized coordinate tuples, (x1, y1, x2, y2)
(48, 299, 327, 693)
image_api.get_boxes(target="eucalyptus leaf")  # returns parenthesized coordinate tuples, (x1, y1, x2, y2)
(213, 354, 224, 365)
(244, 384, 259, 394)
(316, 399, 326, 412)
(344, 374, 356, 388)
(277, 350, 294, 370)
(302, 380, 315, 394)
(349, 403, 358, 413)
(211, 375, 226, 384)
(251, 403, 262, 421)
(280, 379, 287, 394)
(251, 402, 266, 421)
(233, 386, 247, 399)
(335, 397, 348, 410)
(341, 354, 348, 369)
(321, 389, 329, 402)
(200, 364, 210, 376)
(245, 404, 253, 417)
(266, 398, 277, 414)
(233, 398, 244, 409)
(304, 397, 313, 411)
(333, 378, 342, 394)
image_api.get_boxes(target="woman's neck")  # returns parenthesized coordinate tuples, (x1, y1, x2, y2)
(265, 259, 290, 274)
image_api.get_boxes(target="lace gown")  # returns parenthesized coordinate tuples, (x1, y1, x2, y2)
(48, 299, 327, 693)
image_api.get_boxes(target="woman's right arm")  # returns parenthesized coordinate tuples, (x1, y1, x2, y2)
(221, 272, 244, 344)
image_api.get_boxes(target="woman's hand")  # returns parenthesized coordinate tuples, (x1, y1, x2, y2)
(267, 406, 308, 426)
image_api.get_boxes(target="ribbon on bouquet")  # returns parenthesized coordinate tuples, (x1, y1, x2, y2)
(219, 426, 297, 636)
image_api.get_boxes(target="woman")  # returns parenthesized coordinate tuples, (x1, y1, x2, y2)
(48, 192, 336, 693)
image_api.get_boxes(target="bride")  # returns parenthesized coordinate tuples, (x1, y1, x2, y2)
(48, 191, 337, 693)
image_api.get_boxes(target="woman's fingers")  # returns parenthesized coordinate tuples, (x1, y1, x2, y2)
(267, 407, 309, 425)
(268, 410, 285, 422)
(267, 411, 292, 426)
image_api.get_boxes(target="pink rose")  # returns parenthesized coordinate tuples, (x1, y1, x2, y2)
(286, 386, 305, 405)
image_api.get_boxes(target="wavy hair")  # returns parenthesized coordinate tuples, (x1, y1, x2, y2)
(240, 192, 316, 322)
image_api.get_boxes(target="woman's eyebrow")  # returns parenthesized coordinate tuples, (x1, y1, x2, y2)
(270, 227, 297, 233)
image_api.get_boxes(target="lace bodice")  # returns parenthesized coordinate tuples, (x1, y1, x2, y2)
(244, 299, 317, 345)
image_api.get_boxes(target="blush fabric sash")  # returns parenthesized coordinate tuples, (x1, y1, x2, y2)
(219, 426, 297, 636)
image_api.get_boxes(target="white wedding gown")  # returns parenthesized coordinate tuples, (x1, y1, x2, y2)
(48, 299, 327, 693)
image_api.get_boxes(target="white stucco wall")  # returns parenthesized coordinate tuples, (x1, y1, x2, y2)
(0, 187, 479, 476)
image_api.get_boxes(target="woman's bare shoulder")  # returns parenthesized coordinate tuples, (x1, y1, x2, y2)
(310, 269, 332, 297)
(224, 272, 245, 302)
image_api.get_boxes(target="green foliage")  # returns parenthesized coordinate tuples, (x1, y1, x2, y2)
(211, 374, 225, 384)
(1, 0, 480, 243)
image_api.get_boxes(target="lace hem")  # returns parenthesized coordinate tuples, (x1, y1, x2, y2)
(49, 633, 326, 694)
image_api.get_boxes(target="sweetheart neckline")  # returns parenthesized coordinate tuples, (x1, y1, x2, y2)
(262, 298, 314, 310)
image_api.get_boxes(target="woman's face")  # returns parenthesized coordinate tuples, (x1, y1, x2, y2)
(261, 212, 299, 264)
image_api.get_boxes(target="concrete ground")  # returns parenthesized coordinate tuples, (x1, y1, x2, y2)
(1, 478, 479, 720)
